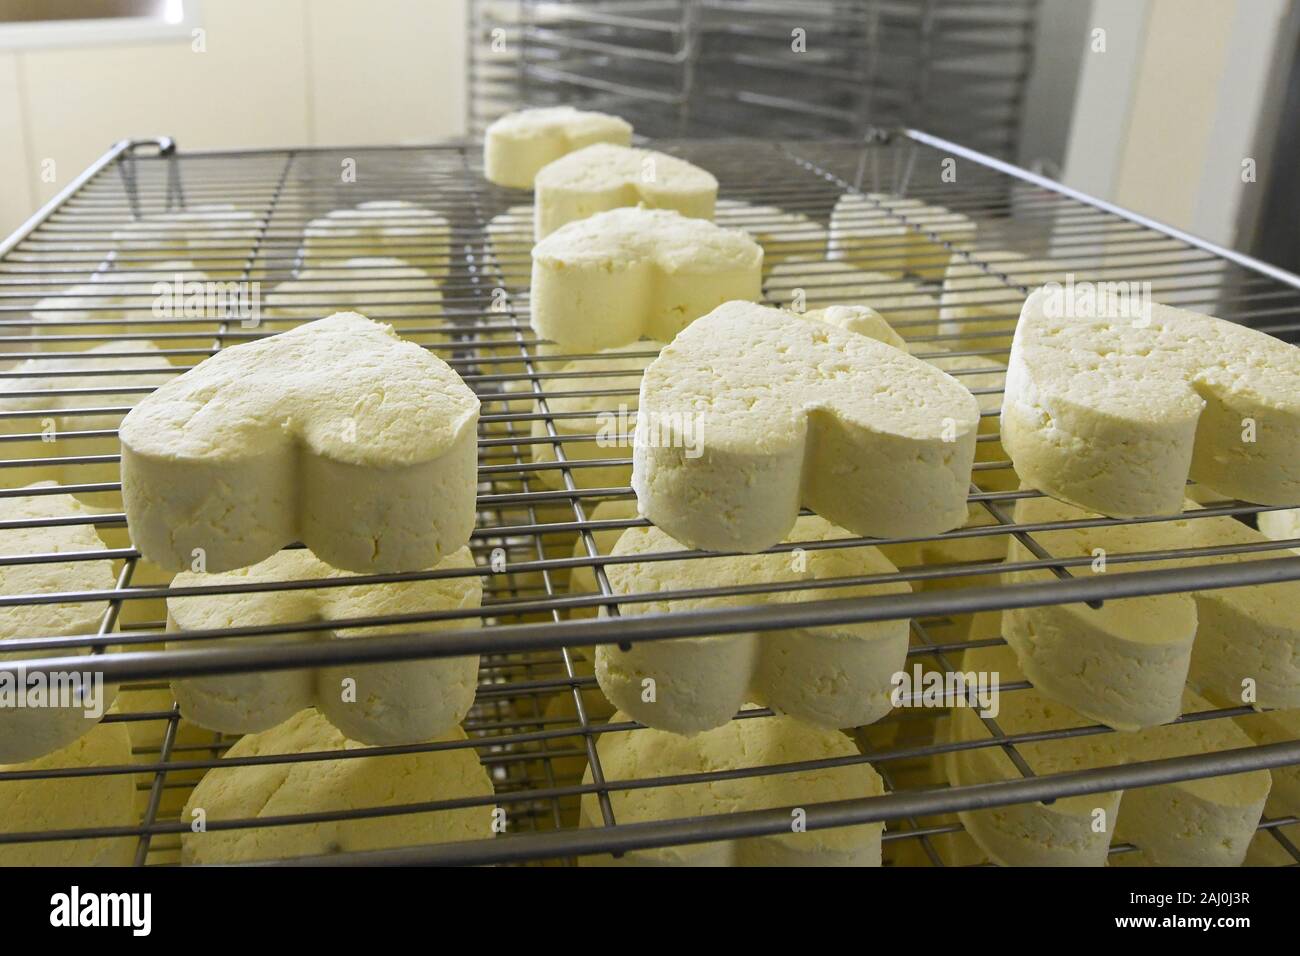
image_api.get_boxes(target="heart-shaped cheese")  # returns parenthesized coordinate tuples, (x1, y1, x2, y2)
(120, 312, 479, 574)
(298, 201, 452, 275)
(714, 199, 829, 271)
(579, 711, 885, 866)
(1003, 287, 1300, 517)
(765, 259, 939, 335)
(484, 106, 633, 188)
(261, 257, 443, 346)
(0, 341, 173, 502)
(829, 193, 976, 279)
(1004, 493, 1300, 720)
(27, 262, 222, 362)
(530, 340, 665, 490)
(167, 544, 481, 744)
(530, 206, 762, 351)
(937, 250, 1060, 348)
(595, 515, 910, 734)
(109, 205, 262, 277)
(0, 484, 118, 763)
(533, 142, 717, 240)
(946, 643, 1270, 867)
(181, 709, 494, 864)
(632, 300, 980, 552)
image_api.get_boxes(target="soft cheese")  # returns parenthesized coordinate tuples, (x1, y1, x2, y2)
(946, 643, 1271, 866)
(1005, 494, 1300, 721)
(181, 708, 494, 864)
(0, 721, 137, 866)
(531, 341, 664, 490)
(299, 201, 452, 275)
(0, 341, 173, 500)
(261, 257, 443, 345)
(167, 544, 481, 743)
(533, 143, 718, 240)
(0, 484, 118, 763)
(1002, 287, 1300, 517)
(765, 260, 939, 336)
(715, 199, 829, 271)
(595, 515, 911, 733)
(29, 262, 220, 361)
(937, 250, 1059, 349)
(579, 710, 885, 865)
(829, 193, 976, 279)
(530, 206, 762, 350)
(110, 205, 261, 277)
(120, 312, 479, 574)
(632, 300, 979, 552)
(485, 106, 633, 188)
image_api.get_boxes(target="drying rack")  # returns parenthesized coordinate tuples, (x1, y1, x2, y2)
(1, 130, 1298, 866)
(468, 0, 1041, 156)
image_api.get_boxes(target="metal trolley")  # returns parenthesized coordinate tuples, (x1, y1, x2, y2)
(1, 131, 1298, 866)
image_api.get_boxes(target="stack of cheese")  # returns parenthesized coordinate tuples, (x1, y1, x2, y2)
(80, 312, 497, 864)
(0, 485, 140, 865)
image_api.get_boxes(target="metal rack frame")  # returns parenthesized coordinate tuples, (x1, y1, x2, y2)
(468, 0, 1042, 156)
(1, 130, 1298, 866)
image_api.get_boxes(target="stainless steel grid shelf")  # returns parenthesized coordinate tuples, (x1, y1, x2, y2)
(1, 131, 1298, 867)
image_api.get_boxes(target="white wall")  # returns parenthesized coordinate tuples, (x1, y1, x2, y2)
(0, 0, 468, 238)
(1061, 0, 1291, 249)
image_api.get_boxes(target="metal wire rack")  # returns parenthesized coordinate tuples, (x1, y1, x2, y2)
(1, 130, 1299, 867)
(468, 0, 1041, 156)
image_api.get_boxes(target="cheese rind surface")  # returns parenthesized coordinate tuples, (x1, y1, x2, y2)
(181, 709, 494, 864)
(167, 545, 481, 743)
(1002, 288, 1300, 517)
(0, 721, 137, 866)
(120, 313, 480, 574)
(485, 107, 633, 188)
(533, 143, 718, 239)
(0, 484, 118, 762)
(531, 206, 762, 350)
(579, 710, 885, 865)
(595, 515, 910, 733)
(632, 301, 979, 552)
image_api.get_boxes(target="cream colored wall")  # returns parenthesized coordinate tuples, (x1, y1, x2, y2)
(0, 0, 467, 238)
(1062, 0, 1290, 249)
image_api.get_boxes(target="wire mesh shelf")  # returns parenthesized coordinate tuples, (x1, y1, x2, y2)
(1, 131, 1298, 867)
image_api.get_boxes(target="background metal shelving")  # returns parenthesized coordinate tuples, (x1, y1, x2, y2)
(0, 131, 1298, 866)
(468, 0, 1041, 156)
